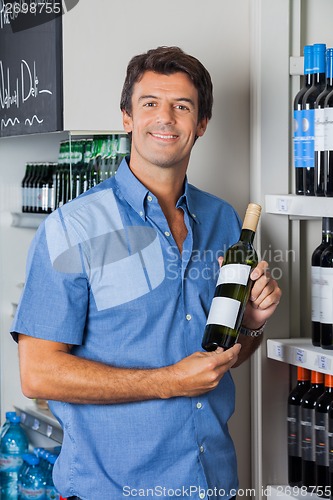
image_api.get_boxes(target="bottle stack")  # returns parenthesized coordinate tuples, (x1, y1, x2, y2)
(0, 412, 65, 499)
(21, 134, 130, 213)
(287, 369, 333, 498)
(294, 44, 333, 197)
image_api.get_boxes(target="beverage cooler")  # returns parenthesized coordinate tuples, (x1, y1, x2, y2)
(2, 1, 333, 499)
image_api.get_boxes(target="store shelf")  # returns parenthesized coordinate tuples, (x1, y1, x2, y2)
(11, 212, 47, 229)
(267, 338, 333, 374)
(15, 404, 63, 444)
(267, 485, 321, 499)
(265, 194, 333, 218)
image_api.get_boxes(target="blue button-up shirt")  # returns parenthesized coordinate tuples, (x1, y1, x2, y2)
(12, 158, 242, 500)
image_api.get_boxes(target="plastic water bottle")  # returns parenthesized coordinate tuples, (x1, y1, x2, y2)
(45, 454, 60, 499)
(0, 414, 29, 499)
(20, 454, 46, 500)
(0, 412, 17, 439)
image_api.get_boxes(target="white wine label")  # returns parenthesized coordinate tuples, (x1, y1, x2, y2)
(217, 263, 251, 286)
(206, 296, 240, 329)
(311, 266, 321, 321)
(320, 268, 333, 324)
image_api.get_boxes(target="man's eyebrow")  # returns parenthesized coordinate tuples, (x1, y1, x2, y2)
(138, 95, 195, 106)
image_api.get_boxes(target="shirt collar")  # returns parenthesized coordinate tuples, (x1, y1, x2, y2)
(115, 157, 199, 223)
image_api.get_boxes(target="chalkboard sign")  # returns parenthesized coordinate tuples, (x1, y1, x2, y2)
(0, 4, 63, 137)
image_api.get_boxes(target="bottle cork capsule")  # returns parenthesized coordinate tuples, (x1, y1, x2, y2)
(242, 203, 262, 232)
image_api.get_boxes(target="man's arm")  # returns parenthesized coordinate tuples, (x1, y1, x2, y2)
(18, 334, 241, 404)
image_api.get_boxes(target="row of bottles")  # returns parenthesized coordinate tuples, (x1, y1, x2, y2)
(0, 411, 64, 499)
(21, 134, 130, 213)
(311, 218, 333, 349)
(287, 368, 333, 498)
(293, 44, 333, 197)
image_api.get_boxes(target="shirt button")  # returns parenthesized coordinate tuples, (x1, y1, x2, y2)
(196, 402, 202, 409)
(164, 231, 171, 237)
(186, 314, 192, 321)
(199, 445, 204, 453)
(147, 195, 153, 202)
(139, 211, 144, 217)
(192, 213, 197, 218)
(199, 493, 205, 500)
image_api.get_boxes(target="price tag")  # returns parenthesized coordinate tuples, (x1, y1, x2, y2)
(295, 348, 306, 364)
(317, 355, 331, 371)
(275, 344, 284, 359)
(277, 198, 289, 213)
(46, 425, 53, 438)
(32, 418, 40, 431)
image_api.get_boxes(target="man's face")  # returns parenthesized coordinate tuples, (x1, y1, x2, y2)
(122, 71, 207, 172)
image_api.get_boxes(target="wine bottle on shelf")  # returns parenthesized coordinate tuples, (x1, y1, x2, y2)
(294, 45, 314, 195)
(320, 234, 333, 349)
(315, 49, 333, 196)
(302, 43, 327, 196)
(324, 54, 333, 197)
(288, 366, 311, 487)
(301, 370, 326, 489)
(312, 218, 333, 346)
(202, 203, 261, 351)
(315, 374, 333, 498)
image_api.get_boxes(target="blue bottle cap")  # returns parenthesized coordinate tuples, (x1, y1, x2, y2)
(313, 43, 326, 73)
(46, 453, 57, 465)
(9, 414, 21, 423)
(304, 45, 313, 74)
(326, 48, 333, 79)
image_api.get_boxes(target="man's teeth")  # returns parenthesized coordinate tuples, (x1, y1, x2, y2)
(152, 134, 176, 139)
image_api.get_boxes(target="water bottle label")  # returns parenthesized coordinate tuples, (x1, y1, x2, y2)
(325, 107, 333, 150)
(0, 453, 23, 472)
(315, 108, 325, 152)
(311, 266, 321, 322)
(294, 109, 303, 168)
(206, 296, 240, 329)
(21, 486, 45, 499)
(320, 268, 333, 323)
(216, 263, 251, 286)
(302, 108, 315, 168)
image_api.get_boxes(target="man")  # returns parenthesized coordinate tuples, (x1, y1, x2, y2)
(12, 46, 281, 499)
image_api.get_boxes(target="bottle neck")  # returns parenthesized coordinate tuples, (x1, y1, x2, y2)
(239, 228, 255, 245)
(322, 231, 332, 244)
(313, 72, 326, 86)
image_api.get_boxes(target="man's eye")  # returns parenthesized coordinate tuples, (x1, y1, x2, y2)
(175, 105, 189, 111)
(144, 102, 156, 107)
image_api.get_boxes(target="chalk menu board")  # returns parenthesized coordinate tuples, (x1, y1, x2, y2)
(0, 4, 63, 137)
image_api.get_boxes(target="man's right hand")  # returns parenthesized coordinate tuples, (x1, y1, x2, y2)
(162, 343, 241, 398)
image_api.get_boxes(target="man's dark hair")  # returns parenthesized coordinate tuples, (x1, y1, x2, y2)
(120, 46, 213, 123)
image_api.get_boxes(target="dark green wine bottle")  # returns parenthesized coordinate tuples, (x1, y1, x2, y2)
(202, 203, 261, 351)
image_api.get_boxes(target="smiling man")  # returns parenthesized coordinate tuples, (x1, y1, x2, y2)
(12, 46, 281, 500)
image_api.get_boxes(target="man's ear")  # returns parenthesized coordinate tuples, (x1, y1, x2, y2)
(196, 118, 208, 138)
(122, 110, 133, 133)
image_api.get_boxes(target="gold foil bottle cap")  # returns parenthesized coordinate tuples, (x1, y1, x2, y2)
(242, 203, 262, 231)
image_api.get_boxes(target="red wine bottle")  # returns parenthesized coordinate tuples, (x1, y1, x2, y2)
(301, 371, 325, 489)
(312, 218, 333, 346)
(315, 49, 333, 196)
(302, 43, 327, 195)
(294, 45, 314, 195)
(320, 235, 333, 349)
(315, 374, 333, 498)
(288, 366, 311, 486)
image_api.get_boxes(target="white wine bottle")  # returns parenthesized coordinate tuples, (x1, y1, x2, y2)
(202, 203, 261, 351)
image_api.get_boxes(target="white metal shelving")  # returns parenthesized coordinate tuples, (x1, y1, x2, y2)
(265, 194, 333, 218)
(267, 338, 333, 374)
